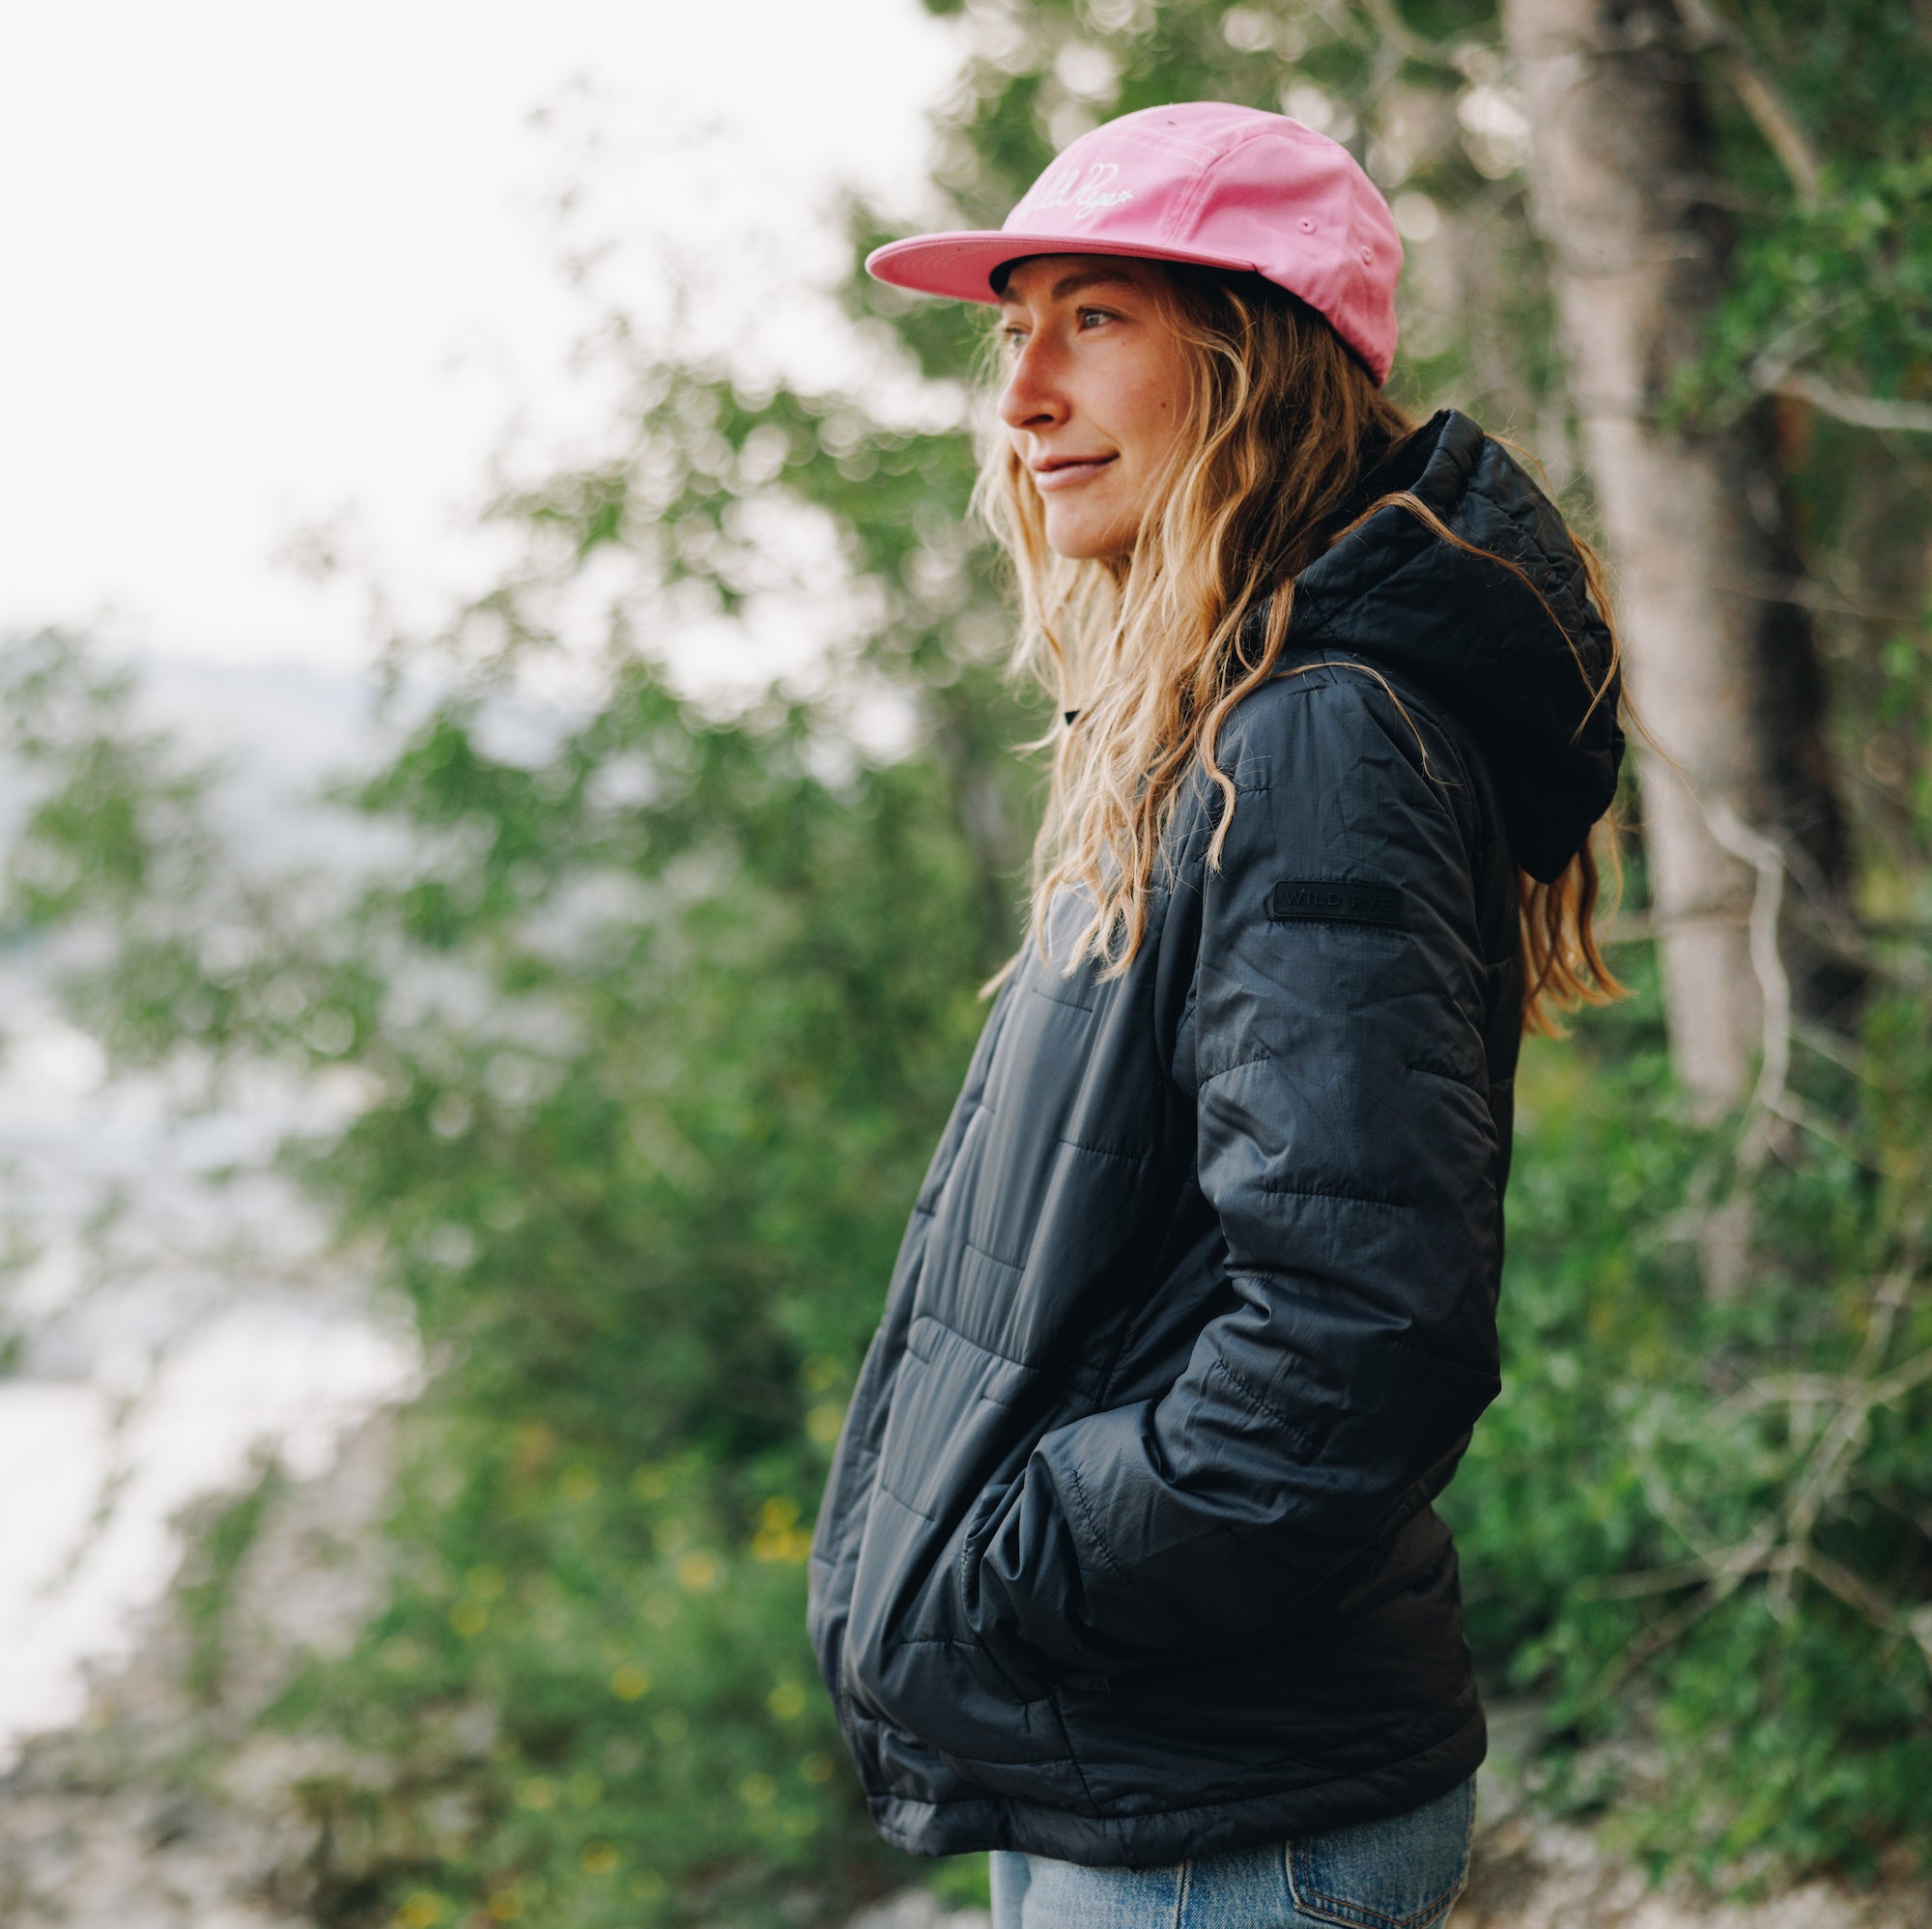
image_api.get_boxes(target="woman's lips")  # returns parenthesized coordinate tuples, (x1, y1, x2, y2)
(1032, 455, 1117, 493)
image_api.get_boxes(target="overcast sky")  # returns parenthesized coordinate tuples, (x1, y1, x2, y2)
(0, 0, 959, 669)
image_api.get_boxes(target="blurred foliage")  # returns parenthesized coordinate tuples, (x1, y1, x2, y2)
(180, 1460, 287, 1709)
(1443, 952, 1932, 1888)
(1685, 0, 1932, 418)
(3, 0, 1931, 1922)
(2, 624, 1028, 1925)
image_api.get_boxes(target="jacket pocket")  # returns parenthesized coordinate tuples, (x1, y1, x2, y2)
(1285, 1776, 1474, 1929)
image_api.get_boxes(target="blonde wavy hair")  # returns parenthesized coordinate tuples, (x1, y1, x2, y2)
(977, 262, 1623, 1036)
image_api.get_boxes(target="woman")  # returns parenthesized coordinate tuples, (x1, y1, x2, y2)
(809, 102, 1624, 1928)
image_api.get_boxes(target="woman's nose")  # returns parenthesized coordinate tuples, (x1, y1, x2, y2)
(997, 337, 1068, 432)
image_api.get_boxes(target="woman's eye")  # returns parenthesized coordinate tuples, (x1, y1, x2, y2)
(1076, 307, 1116, 330)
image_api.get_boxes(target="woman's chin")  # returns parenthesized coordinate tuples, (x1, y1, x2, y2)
(1043, 507, 1136, 564)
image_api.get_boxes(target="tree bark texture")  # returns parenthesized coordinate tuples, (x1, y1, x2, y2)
(1502, 0, 1853, 1115)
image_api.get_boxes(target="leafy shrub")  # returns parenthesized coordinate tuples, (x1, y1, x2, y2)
(1446, 954, 1932, 1887)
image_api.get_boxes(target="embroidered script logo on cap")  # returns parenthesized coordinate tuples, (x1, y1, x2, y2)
(1021, 160, 1136, 222)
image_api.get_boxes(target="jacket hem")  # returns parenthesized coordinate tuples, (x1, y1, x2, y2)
(863, 1703, 1488, 1868)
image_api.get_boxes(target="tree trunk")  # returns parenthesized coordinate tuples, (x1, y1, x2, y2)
(1502, 0, 1854, 1117)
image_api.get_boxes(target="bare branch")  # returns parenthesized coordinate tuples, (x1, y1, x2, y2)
(1726, 1371, 1867, 1411)
(1796, 1546, 1916, 1633)
(1768, 1092, 1905, 1177)
(1871, 1343, 1932, 1407)
(1790, 1017, 1872, 1080)
(1597, 1257, 1932, 1688)
(1578, 1553, 1725, 1600)
(1674, 0, 1823, 207)
(1595, 1519, 1781, 1693)
(1767, 368, 1932, 437)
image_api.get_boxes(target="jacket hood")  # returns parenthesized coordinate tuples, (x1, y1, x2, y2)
(1288, 408, 1625, 882)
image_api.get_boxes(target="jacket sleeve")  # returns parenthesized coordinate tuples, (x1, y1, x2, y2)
(962, 669, 1505, 1680)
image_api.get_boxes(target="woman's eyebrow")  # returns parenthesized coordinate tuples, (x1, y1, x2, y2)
(1048, 269, 1141, 301)
(999, 269, 1144, 310)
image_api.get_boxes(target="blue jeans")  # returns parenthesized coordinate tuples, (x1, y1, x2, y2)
(988, 1776, 1475, 1929)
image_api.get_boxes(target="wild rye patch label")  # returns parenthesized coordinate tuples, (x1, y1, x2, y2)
(1267, 879, 1406, 930)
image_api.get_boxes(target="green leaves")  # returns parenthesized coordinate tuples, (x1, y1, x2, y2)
(1445, 965, 1932, 1886)
(269, 662, 1013, 1920)
(1670, 0, 1932, 421)
(279, 1435, 860, 1929)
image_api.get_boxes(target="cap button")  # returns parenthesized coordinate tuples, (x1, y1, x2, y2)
(1359, 245, 1374, 264)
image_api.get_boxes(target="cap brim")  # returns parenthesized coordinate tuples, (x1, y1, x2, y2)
(866, 231, 1262, 304)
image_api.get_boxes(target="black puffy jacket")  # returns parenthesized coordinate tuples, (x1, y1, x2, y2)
(808, 409, 1623, 1867)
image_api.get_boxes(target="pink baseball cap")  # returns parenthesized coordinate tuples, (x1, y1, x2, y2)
(867, 101, 1403, 385)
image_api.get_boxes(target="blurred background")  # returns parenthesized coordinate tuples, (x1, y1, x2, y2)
(0, 2, 1926, 1926)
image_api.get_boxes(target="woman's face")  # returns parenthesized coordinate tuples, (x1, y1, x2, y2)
(996, 254, 1191, 563)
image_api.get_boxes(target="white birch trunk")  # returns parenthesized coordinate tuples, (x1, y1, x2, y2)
(1502, 0, 1849, 1116)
